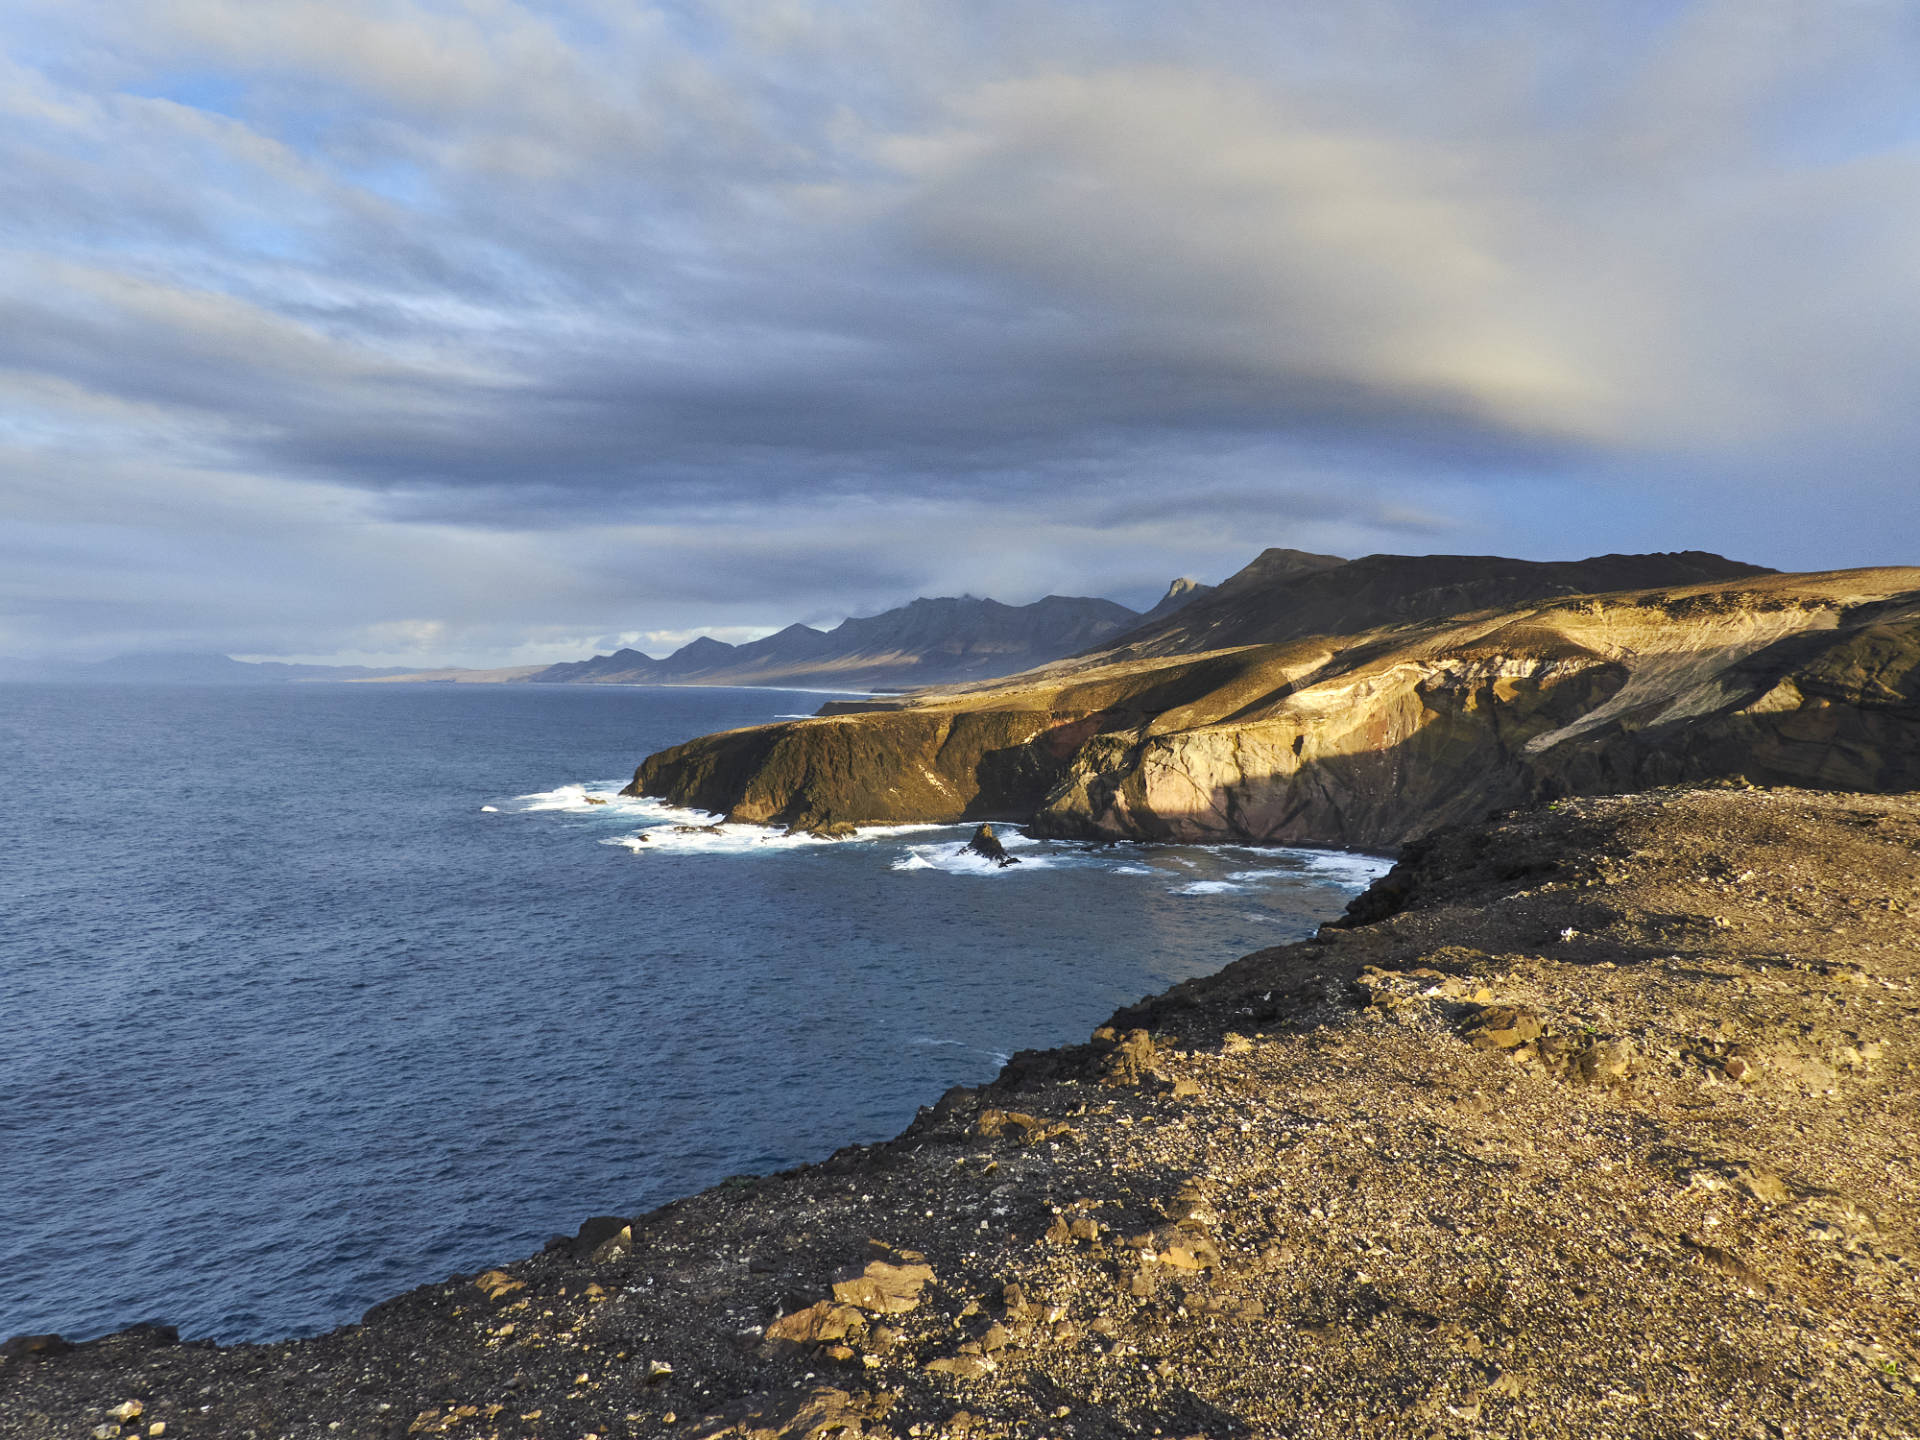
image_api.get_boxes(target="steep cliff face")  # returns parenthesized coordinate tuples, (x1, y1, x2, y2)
(627, 567, 1920, 850)
(630, 706, 1081, 829)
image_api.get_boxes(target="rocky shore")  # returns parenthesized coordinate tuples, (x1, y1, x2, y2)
(6, 785, 1916, 1439)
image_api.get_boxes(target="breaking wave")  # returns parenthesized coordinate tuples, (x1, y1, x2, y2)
(1279, 849, 1395, 890)
(506, 780, 951, 856)
(612, 817, 941, 857)
(503, 781, 1391, 893)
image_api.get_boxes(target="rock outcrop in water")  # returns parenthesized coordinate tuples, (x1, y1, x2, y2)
(626, 555, 1920, 851)
(964, 824, 1019, 867)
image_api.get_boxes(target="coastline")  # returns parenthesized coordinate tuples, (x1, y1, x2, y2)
(6, 785, 1916, 1438)
(624, 568, 1920, 853)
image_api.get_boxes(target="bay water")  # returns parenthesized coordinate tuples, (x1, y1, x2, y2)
(0, 683, 1386, 1343)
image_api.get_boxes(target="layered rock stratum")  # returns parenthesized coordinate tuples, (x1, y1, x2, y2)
(627, 556, 1920, 851)
(7, 786, 1917, 1437)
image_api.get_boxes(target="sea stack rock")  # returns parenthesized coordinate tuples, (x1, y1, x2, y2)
(965, 823, 1019, 867)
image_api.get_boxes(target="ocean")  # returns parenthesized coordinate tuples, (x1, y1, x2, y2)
(0, 682, 1388, 1345)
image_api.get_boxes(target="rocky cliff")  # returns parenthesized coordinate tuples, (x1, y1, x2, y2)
(627, 563, 1920, 851)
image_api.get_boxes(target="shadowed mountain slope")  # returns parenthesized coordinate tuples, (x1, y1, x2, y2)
(1090, 548, 1771, 660)
(531, 594, 1156, 691)
(628, 559, 1920, 851)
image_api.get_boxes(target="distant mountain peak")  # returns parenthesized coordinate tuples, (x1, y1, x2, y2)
(1133, 573, 1224, 627)
(529, 591, 1144, 691)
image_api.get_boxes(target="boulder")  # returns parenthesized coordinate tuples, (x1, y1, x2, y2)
(964, 825, 1019, 867)
(0, 1333, 72, 1359)
(1092, 1026, 1158, 1085)
(832, 1259, 935, 1314)
(574, 1215, 632, 1254)
(925, 1353, 996, 1378)
(789, 821, 859, 838)
(1465, 1005, 1544, 1050)
(473, 1270, 525, 1302)
(765, 1301, 865, 1344)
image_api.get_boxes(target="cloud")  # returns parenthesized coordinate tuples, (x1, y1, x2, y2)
(886, 68, 1608, 438)
(3, 1, 1919, 661)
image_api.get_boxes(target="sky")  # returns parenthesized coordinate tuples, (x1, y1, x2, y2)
(4, 1, 1920, 666)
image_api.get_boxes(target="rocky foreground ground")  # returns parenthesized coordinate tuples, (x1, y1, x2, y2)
(5, 786, 1917, 1439)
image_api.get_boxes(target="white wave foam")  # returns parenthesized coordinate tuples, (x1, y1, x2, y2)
(889, 837, 1055, 875)
(510, 783, 1391, 892)
(1277, 848, 1394, 890)
(610, 817, 943, 857)
(512, 781, 660, 814)
(480, 805, 498, 813)
(908, 1036, 1011, 1065)
(611, 826, 810, 855)
(508, 779, 949, 856)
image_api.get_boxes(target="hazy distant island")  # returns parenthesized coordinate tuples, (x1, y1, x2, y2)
(9, 544, 1919, 1439)
(0, 652, 429, 685)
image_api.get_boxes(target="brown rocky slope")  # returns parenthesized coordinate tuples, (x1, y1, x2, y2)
(627, 565, 1920, 852)
(6, 785, 1917, 1438)
(1081, 548, 1767, 661)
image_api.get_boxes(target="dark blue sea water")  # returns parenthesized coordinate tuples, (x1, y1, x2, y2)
(0, 682, 1386, 1345)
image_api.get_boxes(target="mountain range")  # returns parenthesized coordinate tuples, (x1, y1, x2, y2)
(4, 580, 1217, 690)
(524, 592, 1164, 691)
(1092, 547, 1768, 659)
